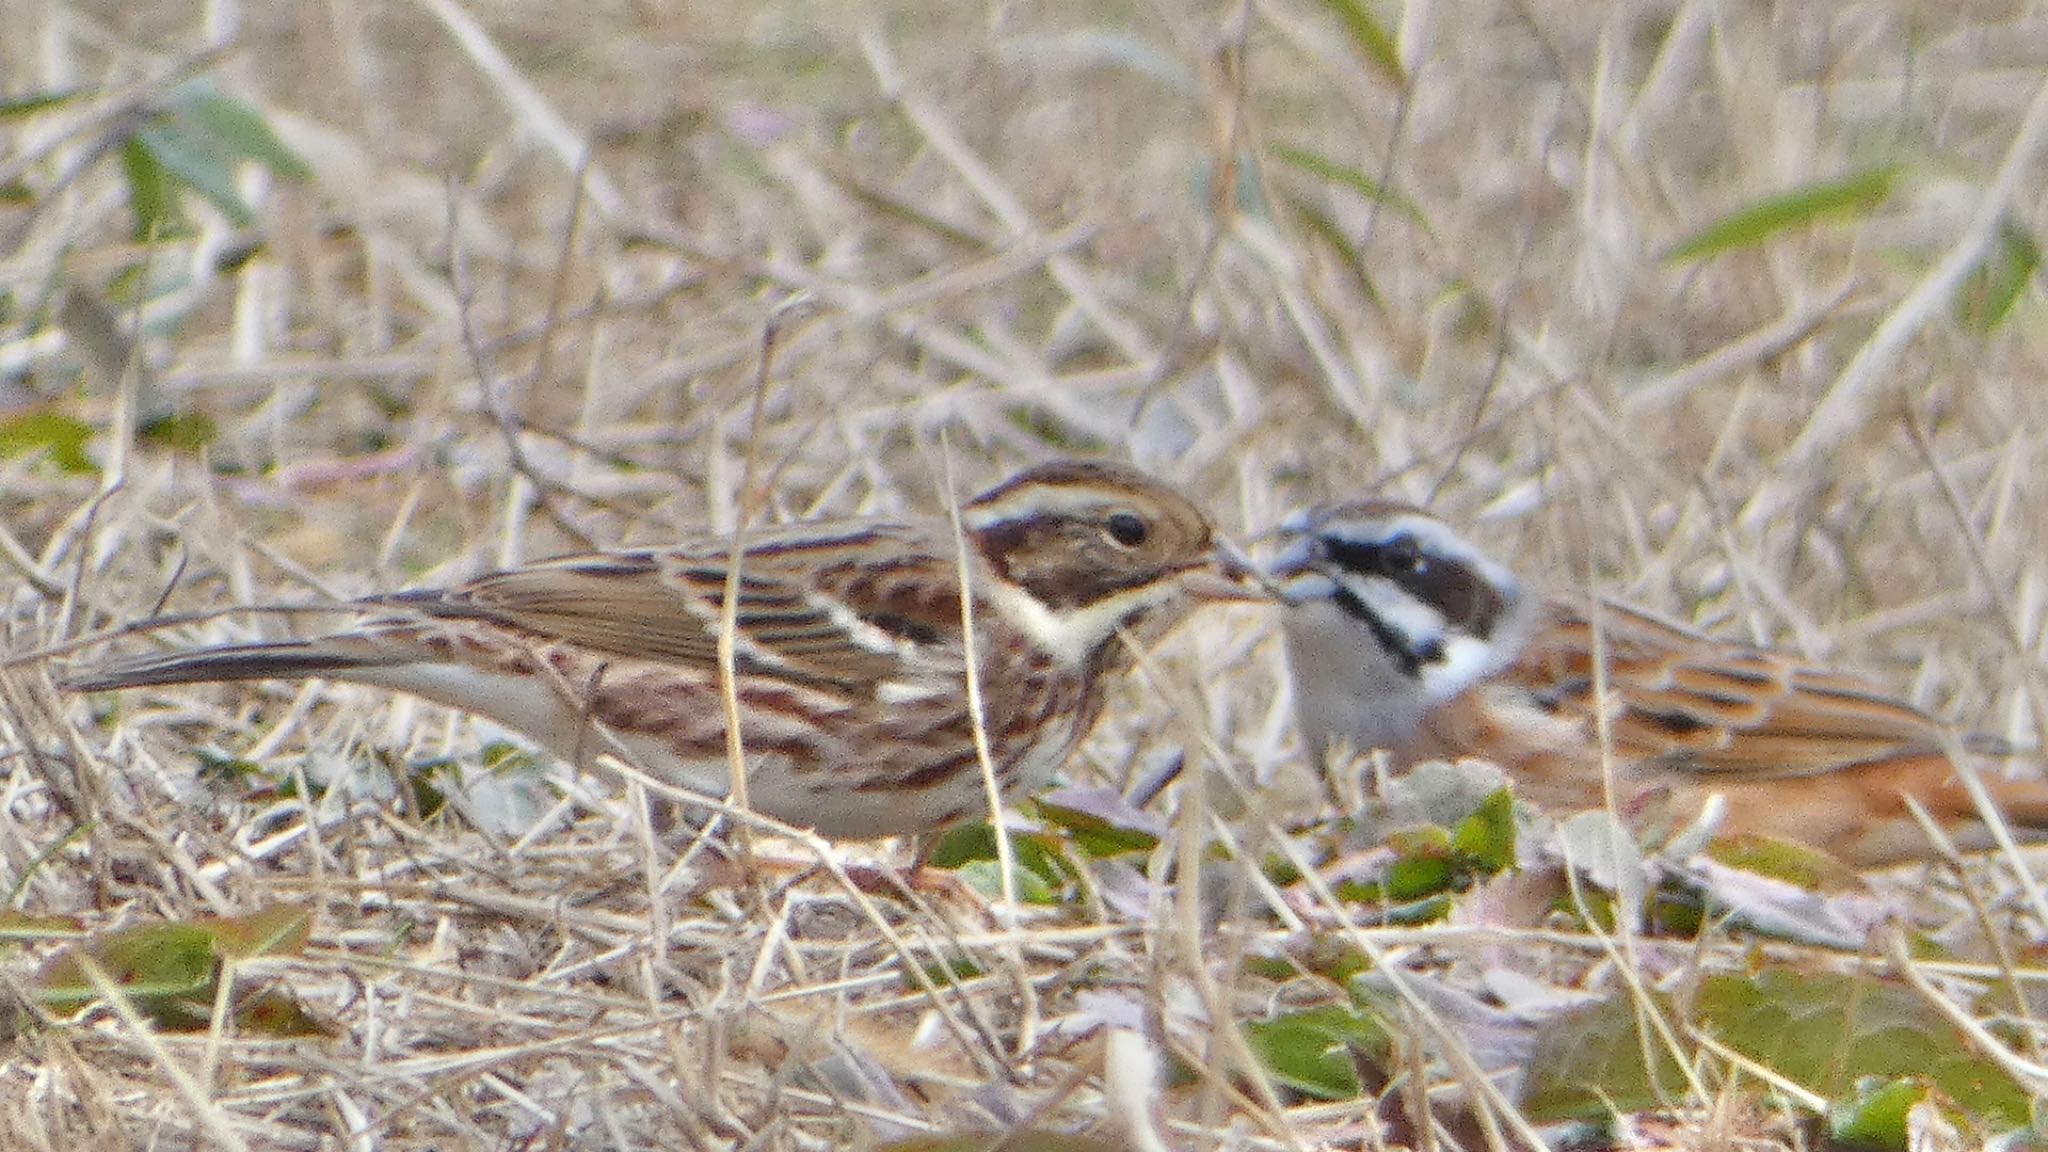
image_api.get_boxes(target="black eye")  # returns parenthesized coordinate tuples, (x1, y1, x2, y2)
(1380, 534, 1422, 574)
(1325, 533, 1425, 576)
(1105, 511, 1150, 547)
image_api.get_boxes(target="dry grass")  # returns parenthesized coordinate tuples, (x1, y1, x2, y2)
(0, 0, 2046, 1147)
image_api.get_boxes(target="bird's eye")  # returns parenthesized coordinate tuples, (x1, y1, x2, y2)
(1105, 511, 1150, 547)
(1379, 534, 1423, 574)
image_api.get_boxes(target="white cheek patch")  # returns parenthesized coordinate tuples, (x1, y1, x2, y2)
(976, 577, 1176, 667)
(1350, 573, 1447, 650)
(1416, 632, 1510, 704)
(1324, 569, 1510, 705)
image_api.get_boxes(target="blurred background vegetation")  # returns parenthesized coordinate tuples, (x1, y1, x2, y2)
(1, 0, 2045, 1148)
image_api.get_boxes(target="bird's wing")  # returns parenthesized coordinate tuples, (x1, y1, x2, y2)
(1507, 598, 1948, 778)
(379, 522, 968, 695)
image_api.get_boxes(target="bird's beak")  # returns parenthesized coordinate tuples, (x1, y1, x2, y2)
(1262, 531, 1321, 582)
(1182, 537, 1282, 603)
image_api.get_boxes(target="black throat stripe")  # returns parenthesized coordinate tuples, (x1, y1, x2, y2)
(1332, 585, 1427, 678)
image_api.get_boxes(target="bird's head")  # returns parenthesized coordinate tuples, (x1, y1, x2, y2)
(962, 460, 1250, 665)
(1267, 502, 1537, 748)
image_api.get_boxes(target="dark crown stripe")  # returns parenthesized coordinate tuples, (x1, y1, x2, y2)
(1316, 525, 1510, 640)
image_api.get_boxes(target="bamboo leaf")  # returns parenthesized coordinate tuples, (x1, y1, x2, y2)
(1271, 144, 1428, 229)
(166, 80, 311, 180)
(1243, 1003, 1390, 1100)
(1954, 216, 2040, 334)
(1663, 165, 1905, 264)
(121, 136, 187, 239)
(0, 87, 91, 120)
(1311, 0, 1405, 86)
(135, 119, 253, 226)
(0, 410, 95, 473)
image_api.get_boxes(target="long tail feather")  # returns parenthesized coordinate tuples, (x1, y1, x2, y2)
(61, 640, 408, 693)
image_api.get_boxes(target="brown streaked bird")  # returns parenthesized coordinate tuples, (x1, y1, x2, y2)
(1267, 501, 2048, 868)
(65, 461, 1247, 840)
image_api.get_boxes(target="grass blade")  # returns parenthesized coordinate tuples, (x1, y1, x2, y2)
(1309, 0, 1405, 86)
(1663, 164, 1905, 264)
(1271, 143, 1429, 231)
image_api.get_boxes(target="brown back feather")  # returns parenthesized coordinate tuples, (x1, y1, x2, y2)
(1509, 599, 1953, 780)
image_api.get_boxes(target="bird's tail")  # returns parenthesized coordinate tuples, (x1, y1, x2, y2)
(61, 639, 408, 693)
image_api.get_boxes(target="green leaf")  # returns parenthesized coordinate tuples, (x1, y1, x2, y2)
(1260, 849, 1303, 887)
(1034, 788, 1162, 857)
(1828, 1078, 1931, 1150)
(1282, 192, 1390, 316)
(0, 87, 91, 120)
(1382, 852, 1453, 901)
(0, 410, 94, 473)
(1557, 885, 1622, 933)
(925, 822, 1000, 869)
(1311, 0, 1405, 85)
(230, 988, 334, 1037)
(1663, 165, 1905, 265)
(479, 740, 545, 774)
(1647, 877, 1707, 936)
(908, 955, 984, 989)
(165, 80, 311, 180)
(121, 136, 187, 239)
(112, 82, 306, 239)
(1692, 970, 2028, 1129)
(406, 767, 449, 819)
(203, 905, 314, 961)
(194, 747, 268, 783)
(1521, 969, 2032, 1133)
(1383, 826, 1449, 857)
(1381, 826, 1458, 900)
(926, 823, 1077, 905)
(1379, 892, 1456, 924)
(135, 120, 254, 226)
(1296, 934, 1375, 986)
(954, 859, 1058, 904)
(39, 922, 218, 1009)
(0, 912, 84, 943)
(1704, 833, 1865, 891)
(1271, 144, 1429, 228)
(1954, 216, 2040, 334)
(1520, 990, 1688, 1120)
(1449, 788, 1517, 873)
(139, 412, 218, 453)
(1243, 1003, 1391, 1100)
(36, 908, 323, 1033)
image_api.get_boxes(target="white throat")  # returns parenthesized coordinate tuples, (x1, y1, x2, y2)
(1281, 564, 1537, 757)
(976, 575, 1177, 668)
